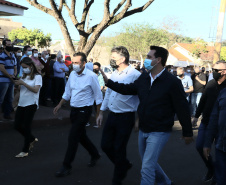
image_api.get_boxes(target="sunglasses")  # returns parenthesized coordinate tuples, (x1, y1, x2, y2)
(212, 68, 226, 73)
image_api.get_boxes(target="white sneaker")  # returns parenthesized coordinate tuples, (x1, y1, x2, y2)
(86, 123, 90, 127)
(15, 152, 28, 158)
(93, 125, 99, 128)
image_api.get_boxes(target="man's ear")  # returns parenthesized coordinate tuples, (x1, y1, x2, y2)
(222, 70, 226, 75)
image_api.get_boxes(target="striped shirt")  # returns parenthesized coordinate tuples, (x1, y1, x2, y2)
(0, 51, 16, 82)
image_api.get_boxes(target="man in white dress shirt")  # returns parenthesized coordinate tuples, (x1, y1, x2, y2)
(53, 52, 103, 177)
(97, 46, 140, 185)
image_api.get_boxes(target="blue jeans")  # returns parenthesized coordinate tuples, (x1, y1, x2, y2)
(191, 93, 202, 116)
(139, 131, 171, 185)
(196, 123, 214, 170)
(215, 149, 226, 185)
(0, 82, 14, 117)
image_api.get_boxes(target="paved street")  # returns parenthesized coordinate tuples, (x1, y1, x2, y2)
(0, 105, 213, 185)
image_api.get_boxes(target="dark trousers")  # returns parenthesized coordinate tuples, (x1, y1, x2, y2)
(101, 112, 135, 184)
(52, 77, 65, 104)
(39, 76, 50, 104)
(14, 104, 37, 153)
(63, 106, 99, 168)
(196, 123, 214, 171)
(215, 149, 226, 185)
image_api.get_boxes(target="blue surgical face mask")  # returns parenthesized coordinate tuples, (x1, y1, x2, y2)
(22, 67, 31, 74)
(144, 58, 156, 71)
(27, 51, 32, 56)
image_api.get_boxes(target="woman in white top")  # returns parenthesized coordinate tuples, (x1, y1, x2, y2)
(14, 57, 42, 158)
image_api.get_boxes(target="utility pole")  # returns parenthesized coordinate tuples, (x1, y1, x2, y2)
(213, 0, 226, 63)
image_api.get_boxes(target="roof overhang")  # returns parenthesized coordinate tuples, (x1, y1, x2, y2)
(0, 0, 28, 16)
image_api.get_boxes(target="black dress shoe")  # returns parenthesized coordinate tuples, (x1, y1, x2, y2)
(87, 154, 101, 167)
(203, 170, 214, 182)
(55, 166, 72, 177)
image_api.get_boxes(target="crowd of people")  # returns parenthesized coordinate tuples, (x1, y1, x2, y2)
(0, 39, 226, 185)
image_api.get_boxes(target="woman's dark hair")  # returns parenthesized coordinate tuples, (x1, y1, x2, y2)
(21, 57, 40, 80)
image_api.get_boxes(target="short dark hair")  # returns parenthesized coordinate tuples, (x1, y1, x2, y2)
(150, 46, 169, 66)
(32, 49, 38, 53)
(50, 54, 56, 60)
(13, 47, 22, 52)
(73, 52, 87, 63)
(111, 46, 130, 64)
(93, 62, 101, 68)
(23, 45, 31, 52)
(3, 39, 11, 46)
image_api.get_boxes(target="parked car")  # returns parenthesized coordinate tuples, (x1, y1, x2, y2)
(101, 65, 115, 79)
(64, 55, 71, 67)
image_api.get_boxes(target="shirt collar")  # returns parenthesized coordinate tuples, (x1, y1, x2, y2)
(150, 68, 165, 80)
(75, 66, 87, 76)
(116, 65, 131, 75)
(41, 57, 46, 62)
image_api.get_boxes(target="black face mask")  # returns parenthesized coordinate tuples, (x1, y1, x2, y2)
(178, 74, 184, 78)
(5, 46, 13, 52)
(213, 71, 222, 81)
(110, 59, 119, 69)
(93, 69, 99, 74)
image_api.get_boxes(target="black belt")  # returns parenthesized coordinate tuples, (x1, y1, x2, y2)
(110, 111, 135, 115)
(71, 106, 92, 110)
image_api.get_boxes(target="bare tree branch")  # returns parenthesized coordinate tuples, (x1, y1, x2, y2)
(71, 0, 76, 15)
(58, 0, 64, 12)
(49, 0, 59, 15)
(124, 0, 154, 18)
(63, 1, 80, 27)
(110, 0, 126, 17)
(26, 0, 54, 16)
(109, 0, 154, 25)
(80, 0, 94, 30)
(104, 0, 110, 18)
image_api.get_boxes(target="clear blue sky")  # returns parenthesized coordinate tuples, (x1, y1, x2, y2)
(3, 0, 224, 42)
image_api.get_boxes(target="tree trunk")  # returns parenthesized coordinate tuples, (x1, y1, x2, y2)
(57, 19, 75, 56)
(77, 35, 88, 53)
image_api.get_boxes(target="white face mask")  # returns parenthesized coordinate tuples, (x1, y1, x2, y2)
(22, 67, 31, 74)
(170, 69, 174, 72)
(61, 59, 64, 63)
(33, 53, 38, 58)
(187, 70, 191, 72)
(73, 64, 81, 73)
(45, 54, 49, 59)
(16, 52, 22, 57)
(27, 51, 32, 56)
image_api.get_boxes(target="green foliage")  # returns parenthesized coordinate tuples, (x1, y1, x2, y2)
(189, 39, 208, 58)
(8, 28, 52, 48)
(220, 46, 226, 61)
(101, 23, 195, 60)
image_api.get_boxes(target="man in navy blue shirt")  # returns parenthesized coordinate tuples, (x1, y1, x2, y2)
(0, 39, 17, 121)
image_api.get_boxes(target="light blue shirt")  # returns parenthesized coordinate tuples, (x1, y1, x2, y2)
(101, 65, 141, 113)
(53, 61, 69, 78)
(97, 73, 105, 87)
(62, 67, 103, 107)
(177, 75, 193, 93)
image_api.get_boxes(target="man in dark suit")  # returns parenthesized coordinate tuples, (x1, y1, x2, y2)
(99, 46, 193, 185)
(39, 51, 50, 106)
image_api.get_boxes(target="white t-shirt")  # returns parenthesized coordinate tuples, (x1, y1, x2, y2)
(18, 74, 42, 107)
